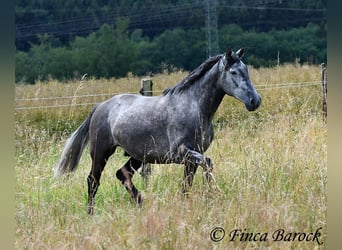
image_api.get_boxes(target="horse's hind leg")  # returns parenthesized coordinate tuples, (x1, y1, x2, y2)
(87, 146, 116, 215)
(116, 157, 143, 204)
(182, 162, 198, 195)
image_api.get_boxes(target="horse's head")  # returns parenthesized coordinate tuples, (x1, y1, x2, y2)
(218, 48, 261, 111)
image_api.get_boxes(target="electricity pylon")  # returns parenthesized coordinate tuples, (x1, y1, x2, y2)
(205, 0, 219, 57)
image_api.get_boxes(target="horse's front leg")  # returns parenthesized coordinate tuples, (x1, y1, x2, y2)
(176, 145, 214, 194)
(203, 157, 214, 187)
(182, 162, 198, 195)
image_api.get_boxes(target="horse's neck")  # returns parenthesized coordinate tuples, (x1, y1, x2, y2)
(166, 61, 225, 123)
(193, 63, 225, 120)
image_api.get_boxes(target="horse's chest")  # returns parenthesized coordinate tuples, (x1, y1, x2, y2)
(172, 120, 214, 153)
(193, 126, 214, 152)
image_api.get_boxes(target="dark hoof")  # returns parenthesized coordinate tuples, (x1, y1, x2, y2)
(88, 206, 94, 215)
(135, 192, 143, 207)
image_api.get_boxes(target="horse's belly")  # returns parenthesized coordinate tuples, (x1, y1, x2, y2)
(121, 136, 171, 163)
(113, 119, 170, 163)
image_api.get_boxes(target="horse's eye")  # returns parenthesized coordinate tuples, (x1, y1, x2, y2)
(230, 70, 237, 75)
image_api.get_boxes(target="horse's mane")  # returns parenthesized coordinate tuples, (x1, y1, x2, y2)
(162, 55, 223, 96)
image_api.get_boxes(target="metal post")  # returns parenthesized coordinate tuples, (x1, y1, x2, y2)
(205, 0, 219, 57)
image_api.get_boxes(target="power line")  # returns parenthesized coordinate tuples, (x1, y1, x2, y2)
(16, 2, 326, 41)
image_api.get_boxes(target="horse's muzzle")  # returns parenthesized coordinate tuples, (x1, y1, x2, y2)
(246, 94, 261, 111)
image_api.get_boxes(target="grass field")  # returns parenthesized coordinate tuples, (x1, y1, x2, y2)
(15, 64, 327, 249)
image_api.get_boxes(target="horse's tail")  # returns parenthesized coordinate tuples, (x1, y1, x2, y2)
(54, 106, 97, 178)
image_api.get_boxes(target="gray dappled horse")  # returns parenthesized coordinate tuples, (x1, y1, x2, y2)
(54, 48, 261, 215)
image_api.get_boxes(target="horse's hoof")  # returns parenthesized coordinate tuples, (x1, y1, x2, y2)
(135, 192, 143, 207)
(88, 207, 94, 215)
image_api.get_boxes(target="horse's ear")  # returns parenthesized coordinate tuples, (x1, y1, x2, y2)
(226, 48, 232, 59)
(237, 48, 245, 59)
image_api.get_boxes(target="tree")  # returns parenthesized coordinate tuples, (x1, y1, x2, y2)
(15, 22, 326, 84)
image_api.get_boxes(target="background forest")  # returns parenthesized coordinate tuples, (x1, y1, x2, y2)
(15, 0, 327, 83)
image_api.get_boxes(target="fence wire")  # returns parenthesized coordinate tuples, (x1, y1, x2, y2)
(15, 81, 322, 111)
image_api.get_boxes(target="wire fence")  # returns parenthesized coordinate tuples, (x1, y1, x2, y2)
(15, 80, 322, 111)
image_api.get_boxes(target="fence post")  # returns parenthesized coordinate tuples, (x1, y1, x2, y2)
(139, 79, 153, 180)
(139, 79, 153, 96)
(321, 63, 327, 122)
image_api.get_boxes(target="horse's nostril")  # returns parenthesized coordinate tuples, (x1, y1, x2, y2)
(248, 95, 261, 111)
(251, 94, 261, 107)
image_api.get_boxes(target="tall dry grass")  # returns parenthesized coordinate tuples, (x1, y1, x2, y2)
(15, 64, 326, 249)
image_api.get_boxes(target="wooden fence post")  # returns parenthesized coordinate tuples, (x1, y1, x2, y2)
(139, 79, 153, 180)
(139, 79, 153, 96)
(321, 63, 327, 122)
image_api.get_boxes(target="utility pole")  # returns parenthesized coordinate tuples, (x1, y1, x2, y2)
(205, 0, 219, 57)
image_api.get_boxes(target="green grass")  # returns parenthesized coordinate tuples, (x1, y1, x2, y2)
(15, 64, 327, 249)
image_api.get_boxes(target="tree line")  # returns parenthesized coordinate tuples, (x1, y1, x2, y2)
(15, 19, 326, 84)
(15, 0, 326, 84)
